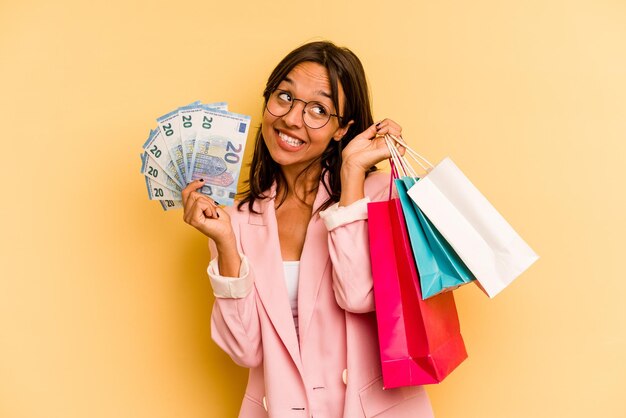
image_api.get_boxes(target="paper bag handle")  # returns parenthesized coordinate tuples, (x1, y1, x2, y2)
(386, 134, 435, 174)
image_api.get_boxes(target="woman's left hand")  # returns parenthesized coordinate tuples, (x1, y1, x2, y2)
(341, 118, 403, 173)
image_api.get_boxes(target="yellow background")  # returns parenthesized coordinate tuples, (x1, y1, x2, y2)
(1, 0, 624, 417)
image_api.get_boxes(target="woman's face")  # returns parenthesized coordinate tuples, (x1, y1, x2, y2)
(261, 61, 351, 175)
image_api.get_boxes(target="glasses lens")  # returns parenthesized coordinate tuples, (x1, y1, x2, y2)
(267, 90, 291, 117)
(303, 102, 331, 129)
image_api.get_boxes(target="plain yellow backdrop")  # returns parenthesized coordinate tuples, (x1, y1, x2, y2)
(1, 0, 624, 417)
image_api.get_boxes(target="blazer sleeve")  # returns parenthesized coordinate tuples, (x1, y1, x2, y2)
(207, 209, 263, 369)
(319, 171, 391, 313)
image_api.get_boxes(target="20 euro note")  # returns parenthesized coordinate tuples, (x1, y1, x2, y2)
(145, 177, 182, 200)
(142, 129, 184, 188)
(180, 102, 228, 182)
(156, 101, 200, 184)
(189, 108, 251, 206)
(159, 200, 183, 211)
(140, 153, 181, 192)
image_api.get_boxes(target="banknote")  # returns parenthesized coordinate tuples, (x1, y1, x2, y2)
(159, 200, 184, 211)
(142, 101, 251, 211)
(145, 177, 182, 200)
(156, 101, 200, 183)
(140, 153, 181, 192)
(189, 108, 250, 206)
(142, 129, 184, 188)
(180, 102, 228, 182)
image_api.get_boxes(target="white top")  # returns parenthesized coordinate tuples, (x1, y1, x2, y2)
(207, 196, 371, 299)
(282, 261, 300, 338)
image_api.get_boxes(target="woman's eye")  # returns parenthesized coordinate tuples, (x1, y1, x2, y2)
(310, 103, 328, 116)
(277, 92, 292, 102)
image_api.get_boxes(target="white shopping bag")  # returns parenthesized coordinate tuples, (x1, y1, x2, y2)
(404, 156, 539, 298)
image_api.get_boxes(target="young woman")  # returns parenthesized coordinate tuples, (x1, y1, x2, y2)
(182, 41, 434, 418)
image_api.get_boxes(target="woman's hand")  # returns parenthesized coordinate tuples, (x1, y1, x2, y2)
(338, 119, 404, 206)
(341, 118, 404, 173)
(183, 180, 242, 277)
(182, 180, 235, 246)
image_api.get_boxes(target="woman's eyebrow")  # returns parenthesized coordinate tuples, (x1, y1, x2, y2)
(281, 77, 332, 100)
(317, 90, 332, 100)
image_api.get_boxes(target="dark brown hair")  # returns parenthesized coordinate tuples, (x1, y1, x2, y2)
(238, 41, 376, 213)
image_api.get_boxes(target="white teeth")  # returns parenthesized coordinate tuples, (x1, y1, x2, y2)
(278, 131, 304, 147)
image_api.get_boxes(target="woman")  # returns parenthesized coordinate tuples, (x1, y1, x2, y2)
(182, 41, 434, 418)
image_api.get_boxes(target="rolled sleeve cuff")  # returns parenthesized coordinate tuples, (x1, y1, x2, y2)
(207, 255, 253, 299)
(319, 197, 370, 231)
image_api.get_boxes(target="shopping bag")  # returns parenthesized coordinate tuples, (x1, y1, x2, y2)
(406, 156, 539, 298)
(368, 197, 468, 388)
(395, 177, 476, 299)
(385, 137, 475, 299)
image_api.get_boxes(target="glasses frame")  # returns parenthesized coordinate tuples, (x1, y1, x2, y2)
(266, 89, 343, 129)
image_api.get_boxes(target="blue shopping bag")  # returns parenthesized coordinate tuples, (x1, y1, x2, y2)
(395, 176, 476, 299)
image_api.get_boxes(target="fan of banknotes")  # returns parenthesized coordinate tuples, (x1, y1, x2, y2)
(140, 101, 251, 210)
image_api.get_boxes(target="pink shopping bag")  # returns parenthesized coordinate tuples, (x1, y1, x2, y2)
(368, 197, 468, 388)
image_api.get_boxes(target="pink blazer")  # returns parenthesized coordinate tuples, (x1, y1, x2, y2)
(208, 171, 434, 418)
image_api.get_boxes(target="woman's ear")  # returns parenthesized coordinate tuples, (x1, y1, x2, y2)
(333, 120, 354, 141)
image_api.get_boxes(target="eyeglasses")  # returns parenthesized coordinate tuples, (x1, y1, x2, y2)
(266, 89, 343, 129)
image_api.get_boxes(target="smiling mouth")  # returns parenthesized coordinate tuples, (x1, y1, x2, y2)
(278, 131, 304, 147)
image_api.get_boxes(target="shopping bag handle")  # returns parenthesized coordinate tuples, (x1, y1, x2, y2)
(388, 158, 398, 201)
(386, 134, 435, 173)
(386, 141, 405, 200)
(384, 133, 436, 199)
(386, 136, 411, 178)
(385, 135, 420, 180)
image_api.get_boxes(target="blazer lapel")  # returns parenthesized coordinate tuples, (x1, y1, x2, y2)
(239, 191, 303, 374)
(297, 183, 332, 346)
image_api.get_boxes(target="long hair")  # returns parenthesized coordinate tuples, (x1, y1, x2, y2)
(238, 41, 376, 213)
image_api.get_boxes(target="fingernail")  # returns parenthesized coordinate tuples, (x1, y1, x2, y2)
(376, 122, 381, 127)
(213, 200, 220, 205)
(199, 178, 204, 182)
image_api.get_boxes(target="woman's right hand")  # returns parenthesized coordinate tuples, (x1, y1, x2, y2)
(182, 180, 235, 246)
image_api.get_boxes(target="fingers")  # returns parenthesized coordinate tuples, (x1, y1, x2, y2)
(182, 179, 204, 206)
(377, 119, 406, 156)
(183, 191, 220, 226)
(200, 199, 220, 220)
(353, 119, 403, 142)
(375, 118, 403, 138)
(185, 197, 218, 228)
(182, 179, 219, 219)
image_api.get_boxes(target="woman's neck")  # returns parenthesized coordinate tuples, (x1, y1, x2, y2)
(281, 164, 322, 206)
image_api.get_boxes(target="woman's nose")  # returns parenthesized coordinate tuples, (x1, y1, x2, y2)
(281, 100, 306, 128)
